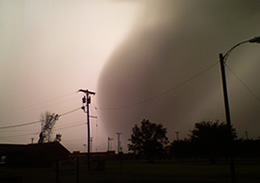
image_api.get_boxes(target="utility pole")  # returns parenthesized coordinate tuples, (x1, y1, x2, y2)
(245, 131, 249, 140)
(78, 89, 95, 170)
(90, 137, 93, 152)
(31, 138, 34, 144)
(83, 144, 87, 152)
(116, 133, 122, 154)
(175, 132, 180, 141)
(108, 137, 113, 151)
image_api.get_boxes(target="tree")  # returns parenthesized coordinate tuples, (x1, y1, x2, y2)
(170, 138, 193, 160)
(54, 133, 62, 142)
(38, 112, 59, 144)
(128, 119, 169, 161)
(189, 120, 237, 163)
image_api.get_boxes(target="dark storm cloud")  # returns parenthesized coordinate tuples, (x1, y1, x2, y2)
(97, 0, 260, 149)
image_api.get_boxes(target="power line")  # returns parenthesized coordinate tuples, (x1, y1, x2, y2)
(91, 96, 114, 137)
(0, 128, 40, 133)
(54, 119, 86, 128)
(0, 107, 81, 130)
(0, 132, 39, 139)
(59, 107, 81, 116)
(54, 119, 86, 129)
(99, 61, 219, 110)
(54, 122, 86, 130)
(0, 92, 77, 117)
(0, 120, 86, 139)
(226, 64, 260, 102)
(0, 120, 41, 129)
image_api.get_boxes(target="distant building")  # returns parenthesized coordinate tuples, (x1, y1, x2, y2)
(0, 142, 70, 167)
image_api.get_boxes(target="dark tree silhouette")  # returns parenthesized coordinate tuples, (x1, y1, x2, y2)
(54, 133, 62, 142)
(170, 138, 193, 160)
(128, 119, 169, 162)
(189, 120, 237, 163)
(38, 112, 59, 144)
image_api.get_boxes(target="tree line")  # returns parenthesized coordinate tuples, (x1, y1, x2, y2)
(128, 119, 260, 163)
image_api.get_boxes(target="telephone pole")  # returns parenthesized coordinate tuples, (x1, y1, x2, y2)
(245, 131, 249, 140)
(78, 89, 95, 170)
(108, 137, 113, 151)
(90, 137, 93, 152)
(116, 133, 122, 154)
(175, 132, 180, 141)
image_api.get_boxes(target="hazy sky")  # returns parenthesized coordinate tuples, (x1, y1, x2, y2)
(0, 0, 260, 152)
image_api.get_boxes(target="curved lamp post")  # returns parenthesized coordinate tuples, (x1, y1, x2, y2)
(219, 36, 260, 183)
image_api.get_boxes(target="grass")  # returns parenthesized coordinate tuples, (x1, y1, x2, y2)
(1, 158, 260, 182)
(103, 159, 260, 183)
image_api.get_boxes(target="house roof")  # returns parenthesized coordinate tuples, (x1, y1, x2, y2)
(0, 142, 70, 159)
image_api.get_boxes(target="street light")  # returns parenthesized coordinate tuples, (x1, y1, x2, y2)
(219, 36, 260, 183)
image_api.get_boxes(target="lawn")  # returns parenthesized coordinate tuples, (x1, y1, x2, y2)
(1, 158, 260, 183)
(103, 159, 260, 183)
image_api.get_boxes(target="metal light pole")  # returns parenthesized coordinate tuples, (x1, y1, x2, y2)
(108, 137, 113, 152)
(219, 36, 260, 183)
(116, 132, 122, 154)
(175, 132, 180, 141)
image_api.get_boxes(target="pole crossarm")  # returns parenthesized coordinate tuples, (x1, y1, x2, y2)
(78, 89, 96, 95)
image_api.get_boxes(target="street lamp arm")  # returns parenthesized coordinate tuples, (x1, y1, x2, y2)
(223, 40, 248, 62)
(223, 36, 260, 63)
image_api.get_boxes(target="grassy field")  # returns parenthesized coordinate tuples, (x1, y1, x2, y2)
(103, 159, 260, 183)
(1, 159, 260, 183)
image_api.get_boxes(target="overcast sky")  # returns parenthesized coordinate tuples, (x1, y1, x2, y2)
(0, 0, 259, 152)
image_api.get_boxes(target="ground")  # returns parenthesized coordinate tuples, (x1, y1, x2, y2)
(1, 159, 260, 183)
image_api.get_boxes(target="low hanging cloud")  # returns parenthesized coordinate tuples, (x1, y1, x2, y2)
(97, 0, 260, 148)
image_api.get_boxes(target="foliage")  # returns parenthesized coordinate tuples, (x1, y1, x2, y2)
(54, 133, 62, 142)
(190, 120, 237, 142)
(189, 120, 237, 163)
(128, 119, 169, 161)
(38, 112, 59, 143)
(170, 138, 192, 159)
(169, 121, 260, 161)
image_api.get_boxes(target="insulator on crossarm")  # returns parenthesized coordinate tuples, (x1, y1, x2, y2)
(81, 106, 85, 112)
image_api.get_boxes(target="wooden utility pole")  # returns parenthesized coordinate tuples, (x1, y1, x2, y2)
(78, 89, 95, 170)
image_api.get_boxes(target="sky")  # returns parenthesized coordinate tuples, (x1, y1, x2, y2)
(0, 0, 260, 153)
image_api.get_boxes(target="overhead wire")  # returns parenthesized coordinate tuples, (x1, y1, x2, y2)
(0, 120, 86, 140)
(0, 107, 81, 129)
(0, 98, 85, 144)
(226, 64, 260, 102)
(55, 123, 86, 130)
(53, 120, 87, 130)
(0, 91, 77, 117)
(91, 95, 114, 137)
(0, 120, 41, 129)
(99, 61, 219, 110)
(59, 107, 81, 116)
(0, 132, 39, 139)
